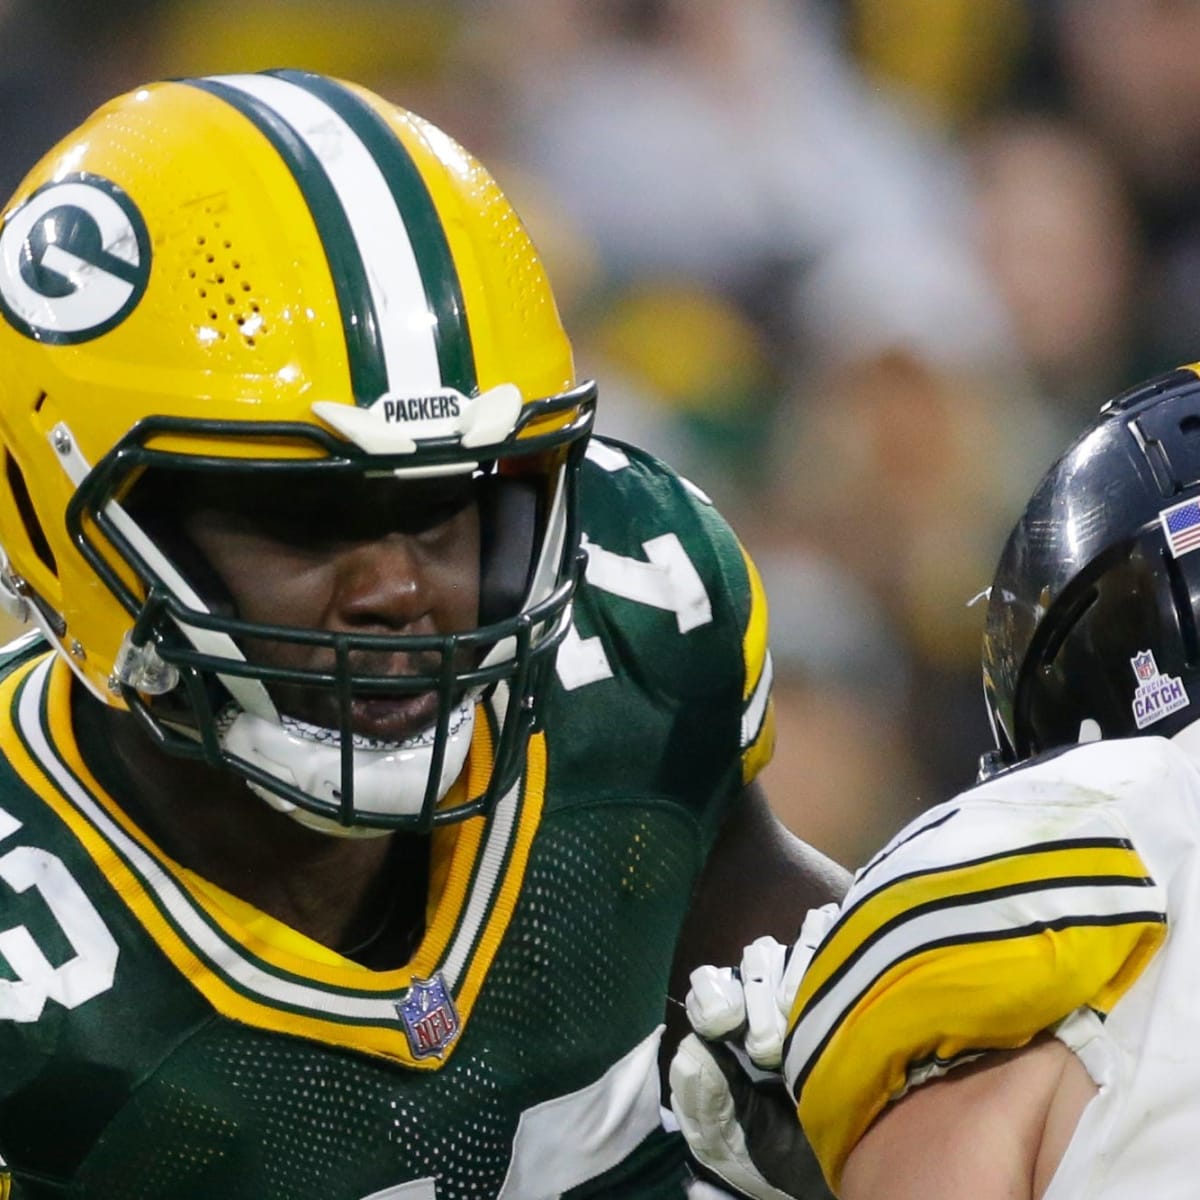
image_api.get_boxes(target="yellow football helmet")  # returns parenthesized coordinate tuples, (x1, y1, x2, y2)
(0, 70, 595, 833)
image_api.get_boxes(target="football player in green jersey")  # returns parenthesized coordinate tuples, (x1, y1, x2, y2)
(0, 71, 847, 1199)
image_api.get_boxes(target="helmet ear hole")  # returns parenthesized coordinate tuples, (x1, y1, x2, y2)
(5, 452, 56, 575)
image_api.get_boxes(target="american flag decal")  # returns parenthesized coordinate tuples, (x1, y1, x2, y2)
(1161, 497, 1200, 558)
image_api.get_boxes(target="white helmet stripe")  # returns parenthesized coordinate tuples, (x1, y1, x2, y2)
(210, 72, 442, 396)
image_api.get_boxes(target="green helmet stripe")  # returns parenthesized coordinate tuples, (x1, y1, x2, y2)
(270, 69, 477, 398)
(184, 76, 390, 405)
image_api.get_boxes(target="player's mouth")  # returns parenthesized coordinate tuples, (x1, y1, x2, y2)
(346, 691, 442, 743)
(250, 640, 479, 745)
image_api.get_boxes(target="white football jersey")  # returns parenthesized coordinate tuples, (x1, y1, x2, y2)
(1042, 736, 1200, 1198)
(783, 734, 1200, 1196)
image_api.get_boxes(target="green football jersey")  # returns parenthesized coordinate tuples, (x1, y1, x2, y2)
(0, 439, 774, 1199)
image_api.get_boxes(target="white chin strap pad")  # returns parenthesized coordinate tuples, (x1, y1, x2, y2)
(218, 701, 475, 838)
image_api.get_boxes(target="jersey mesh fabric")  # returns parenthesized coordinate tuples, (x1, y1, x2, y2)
(56, 806, 697, 1199)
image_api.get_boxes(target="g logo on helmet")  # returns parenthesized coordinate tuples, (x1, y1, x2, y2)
(0, 172, 151, 344)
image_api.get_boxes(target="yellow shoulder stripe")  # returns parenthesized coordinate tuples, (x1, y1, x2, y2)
(798, 914, 1164, 1192)
(786, 836, 1165, 1191)
(790, 841, 1155, 1022)
(2, 655, 548, 1067)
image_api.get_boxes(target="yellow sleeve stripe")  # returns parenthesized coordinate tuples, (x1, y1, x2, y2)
(789, 838, 1155, 1024)
(738, 543, 774, 783)
(739, 542, 770, 703)
(794, 913, 1165, 1192)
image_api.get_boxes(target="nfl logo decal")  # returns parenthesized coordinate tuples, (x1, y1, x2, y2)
(397, 974, 460, 1059)
(1132, 651, 1157, 683)
(1129, 649, 1190, 730)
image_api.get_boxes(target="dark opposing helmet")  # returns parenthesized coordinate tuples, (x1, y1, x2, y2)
(984, 365, 1200, 766)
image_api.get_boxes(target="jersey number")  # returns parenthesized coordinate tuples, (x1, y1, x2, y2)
(0, 806, 118, 1022)
(556, 532, 713, 690)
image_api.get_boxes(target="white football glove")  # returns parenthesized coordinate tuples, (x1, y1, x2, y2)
(670, 904, 841, 1200)
(671, 1032, 821, 1200)
(686, 905, 840, 1068)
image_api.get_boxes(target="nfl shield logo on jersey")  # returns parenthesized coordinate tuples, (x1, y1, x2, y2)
(397, 974, 460, 1059)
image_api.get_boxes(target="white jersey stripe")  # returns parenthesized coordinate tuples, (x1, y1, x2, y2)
(212, 73, 441, 396)
(741, 650, 773, 750)
(442, 686, 518, 987)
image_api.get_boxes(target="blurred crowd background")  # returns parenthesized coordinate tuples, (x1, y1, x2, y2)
(0, 0, 1192, 865)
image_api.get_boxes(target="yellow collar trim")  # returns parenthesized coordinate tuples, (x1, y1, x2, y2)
(2, 654, 547, 1066)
